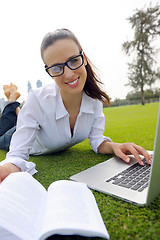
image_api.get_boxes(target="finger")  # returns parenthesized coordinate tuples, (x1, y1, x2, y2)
(133, 144, 152, 165)
(123, 143, 145, 166)
(146, 154, 152, 165)
(115, 149, 131, 163)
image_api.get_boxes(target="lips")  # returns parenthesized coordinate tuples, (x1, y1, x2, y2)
(66, 77, 80, 88)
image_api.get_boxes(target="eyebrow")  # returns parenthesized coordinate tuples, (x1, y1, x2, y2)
(66, 54, 79, 61)
(46, 53, 80, 68)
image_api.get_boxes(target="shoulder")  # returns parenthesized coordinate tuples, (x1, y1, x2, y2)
(31, 82, 57, 98)
(82, 92, 103, 114)
(26, 82, 59, 112)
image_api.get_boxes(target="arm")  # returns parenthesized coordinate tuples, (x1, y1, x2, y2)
(89, 100, 152, 165)
(97, 141, 152, 166)
(88, 100, 112, 152)
(0, 163, 20, 183)
(0, 91, 41, 181)
(7, 90, 43, 159)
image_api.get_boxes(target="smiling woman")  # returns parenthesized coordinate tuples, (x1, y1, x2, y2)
(42, 38, 88, 100)
(0, 28, 152, 182)
(41, 29, 110, 105)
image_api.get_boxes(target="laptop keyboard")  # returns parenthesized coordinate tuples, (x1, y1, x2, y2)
(106, 158, 151, 192)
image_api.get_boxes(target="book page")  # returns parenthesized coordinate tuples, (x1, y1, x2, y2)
(0, 172, 46, 240)
(0, 227, 21, 240)
(39, 180, 109, 240)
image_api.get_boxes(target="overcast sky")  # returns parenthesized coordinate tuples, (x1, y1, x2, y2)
(0, 0, 159, 102)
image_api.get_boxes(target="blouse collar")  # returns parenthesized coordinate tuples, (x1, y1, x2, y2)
(55, 88, 94, 120)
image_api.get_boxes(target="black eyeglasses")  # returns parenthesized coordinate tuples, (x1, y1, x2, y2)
(45, 52, 84, 77)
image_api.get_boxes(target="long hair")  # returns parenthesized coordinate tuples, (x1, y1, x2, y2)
(41, 28, 110, 106)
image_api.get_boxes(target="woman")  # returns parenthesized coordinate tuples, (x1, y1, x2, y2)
(0, 29, 152, 182)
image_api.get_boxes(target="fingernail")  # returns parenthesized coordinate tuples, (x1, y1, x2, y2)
(148, 159, 152, 165)
(126, 157, 130, 163)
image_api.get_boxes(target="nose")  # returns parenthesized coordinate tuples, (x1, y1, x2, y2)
(63, 65, 75, 79)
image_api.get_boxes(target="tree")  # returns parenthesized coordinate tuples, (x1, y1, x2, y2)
(126, 91, 141, 102)
(122, 3, 160, 105)
(154, 88, 160, 98)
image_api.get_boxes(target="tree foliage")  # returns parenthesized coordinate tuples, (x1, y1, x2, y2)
(126, 88, 160, 102)
(122, 3, 160, 105)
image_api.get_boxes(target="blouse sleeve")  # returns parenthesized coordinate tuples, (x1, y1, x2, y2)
(88, 100, 112, 153)
(0, 90, 43, 174)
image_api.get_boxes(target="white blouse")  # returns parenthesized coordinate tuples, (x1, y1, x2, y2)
(0, 82, 111, 174)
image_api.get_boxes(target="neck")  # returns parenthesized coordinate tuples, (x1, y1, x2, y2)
(60, 91, 83, 112)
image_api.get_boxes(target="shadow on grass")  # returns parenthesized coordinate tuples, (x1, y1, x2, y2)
(46, 235, 106, 240)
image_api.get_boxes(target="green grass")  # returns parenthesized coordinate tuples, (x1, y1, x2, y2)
(0, 102, 160, 240)
(104, 102, 158, 150)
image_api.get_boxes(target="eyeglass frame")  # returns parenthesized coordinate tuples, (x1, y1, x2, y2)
(45, 51, 84, 77)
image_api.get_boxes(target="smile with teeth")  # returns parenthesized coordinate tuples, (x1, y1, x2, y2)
(66, 77, 80, 87)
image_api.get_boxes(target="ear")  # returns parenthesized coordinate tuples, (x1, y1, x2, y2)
(82, 51, 88, 66)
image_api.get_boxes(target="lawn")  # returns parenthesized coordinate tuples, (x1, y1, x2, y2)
(0, 102, 159, 240)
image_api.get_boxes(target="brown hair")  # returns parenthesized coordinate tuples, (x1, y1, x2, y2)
(41, 28, 110, 106)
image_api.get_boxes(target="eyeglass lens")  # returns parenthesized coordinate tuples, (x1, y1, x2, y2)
(47, 55, 83, 77)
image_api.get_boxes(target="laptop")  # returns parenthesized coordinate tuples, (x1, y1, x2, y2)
(70, 103, 160, 206)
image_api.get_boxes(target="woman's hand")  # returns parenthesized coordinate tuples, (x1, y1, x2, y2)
(0, 163, 20, 183)
(98, 141, 152, 165)
(110, 142, 152, 165)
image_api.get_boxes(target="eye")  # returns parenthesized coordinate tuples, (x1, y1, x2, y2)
(70, 57, 79, 64)
(51, 65, 63, 74)
(68, 56, 82, 68)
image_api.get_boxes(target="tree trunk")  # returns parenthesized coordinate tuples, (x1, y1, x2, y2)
(141, 87, 145, 105)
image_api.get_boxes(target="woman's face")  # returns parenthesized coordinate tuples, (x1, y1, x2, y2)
(42, 39, 87, 99)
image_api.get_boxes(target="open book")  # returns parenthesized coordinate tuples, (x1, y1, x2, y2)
(0, 172, 109, 240)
